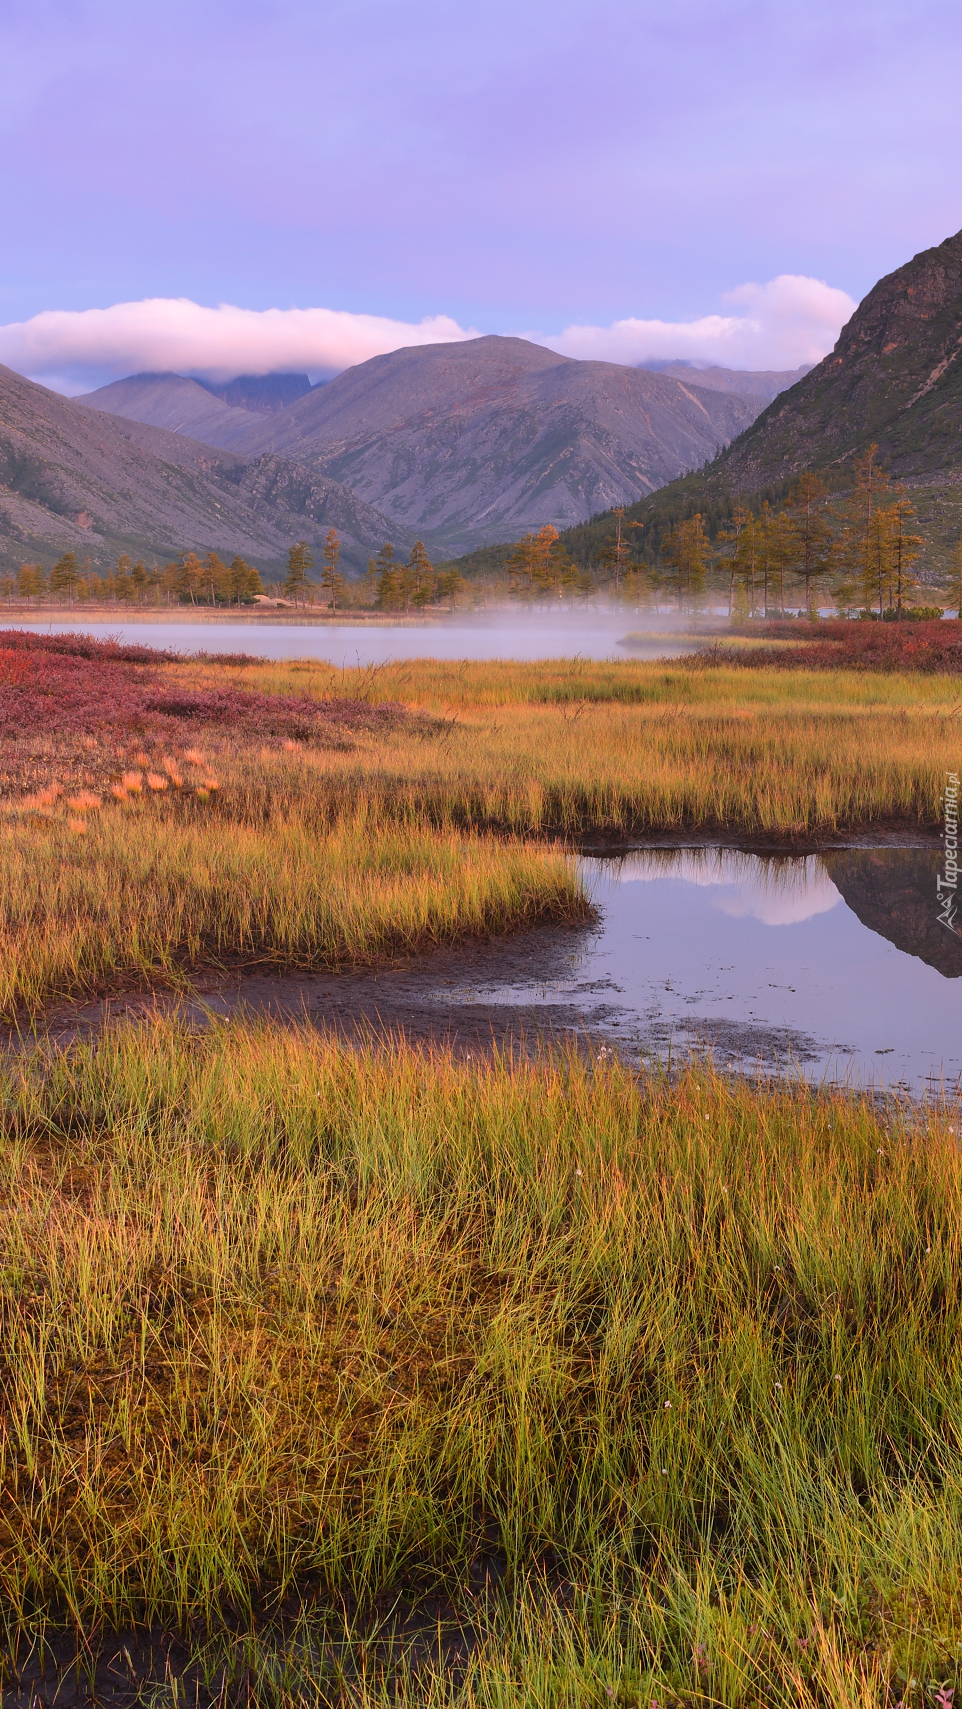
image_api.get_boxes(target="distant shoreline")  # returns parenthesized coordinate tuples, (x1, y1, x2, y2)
(0, 604, 452, 628)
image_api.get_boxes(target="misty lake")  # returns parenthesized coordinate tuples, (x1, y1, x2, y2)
(5, 615, 696, 664)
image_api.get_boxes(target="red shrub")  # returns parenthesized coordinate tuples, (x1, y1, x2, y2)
(0, 630, 403, 738)
(700, 619, 962, 674)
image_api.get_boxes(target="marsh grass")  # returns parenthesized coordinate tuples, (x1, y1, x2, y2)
(0, 800, 583, 1018)
(173, 656, 959, 838)
(1, 1018, 960, 1705)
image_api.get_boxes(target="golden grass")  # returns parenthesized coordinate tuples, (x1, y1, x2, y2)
(179, 658, 957, 840)
(1, 1018, 960, 1705)
(0, 800, 583, 1019)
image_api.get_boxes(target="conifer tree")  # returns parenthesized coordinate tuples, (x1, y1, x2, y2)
(407, 540, 435, 608)
(662, 514, 708, 611)
(787, 472, 833, 612)
(284, 540, 313, 607)
(320, 529, 344, 610)
(50, 551, 81, 602)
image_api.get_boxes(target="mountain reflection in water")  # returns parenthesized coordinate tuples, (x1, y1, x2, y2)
(426, 846, 962, 1094)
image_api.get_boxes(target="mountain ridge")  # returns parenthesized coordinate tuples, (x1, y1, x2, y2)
(83, 336, 767, 556)
(0, 365, 408, 574)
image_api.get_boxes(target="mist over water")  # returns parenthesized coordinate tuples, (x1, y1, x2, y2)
(4, 612, 699, 664)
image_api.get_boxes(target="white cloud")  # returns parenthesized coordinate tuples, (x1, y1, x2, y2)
(539, 275, 857, 371)
(616, 850, 842, 926)
(0, 274, 858, 393)
(0, 298, 478, 391)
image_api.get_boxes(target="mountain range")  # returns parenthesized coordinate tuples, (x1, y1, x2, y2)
(0, 331, 815, 574)
(79, 339, 799, 558)
(0, 363, 405, 576)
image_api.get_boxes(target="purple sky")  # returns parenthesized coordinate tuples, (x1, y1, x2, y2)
(2, 0, 961, 382)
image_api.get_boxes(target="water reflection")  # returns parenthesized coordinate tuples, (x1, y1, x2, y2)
(423, 846, 961, 1095)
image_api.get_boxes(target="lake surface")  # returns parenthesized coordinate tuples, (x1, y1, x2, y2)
(437, 845, 957, 1096)
(6, 615, 696, 664)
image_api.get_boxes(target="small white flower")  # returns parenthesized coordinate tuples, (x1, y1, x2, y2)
(774, 1382, 782, 1390)
(664, 1401, 671, 1409)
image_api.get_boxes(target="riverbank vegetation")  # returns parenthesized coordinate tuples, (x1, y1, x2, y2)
(1, 1019, 960, 1705)
(2, 633, 955, 1013)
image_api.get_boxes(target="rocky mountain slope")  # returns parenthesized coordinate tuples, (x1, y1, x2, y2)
(699, 227, 962, 491)
(640, 361, 810, 406)
(0, 365, 405, 574)
(83, 336, 766, 556)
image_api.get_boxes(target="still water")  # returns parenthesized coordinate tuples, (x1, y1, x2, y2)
(6, 615, 694, 664)
(416, 846, 961, 1097)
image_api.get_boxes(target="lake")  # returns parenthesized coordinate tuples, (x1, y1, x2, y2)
(4, 614, 697, 664)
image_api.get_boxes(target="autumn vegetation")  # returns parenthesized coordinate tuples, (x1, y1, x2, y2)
(2, 631, 960, 1703)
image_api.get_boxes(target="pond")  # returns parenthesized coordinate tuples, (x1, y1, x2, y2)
(3, 614, 696, 664)
(53, 845, 959, 1100)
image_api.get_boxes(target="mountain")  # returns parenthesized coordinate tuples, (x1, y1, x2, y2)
(77, 373, 268, 450)
(0, 364, 407, 574)
(694, 227, 962, 492)
(823, 849, 962, 979)
(195, 373, 311, 414)
(83, 336, 766, 556)
(639, 361, 812, 406)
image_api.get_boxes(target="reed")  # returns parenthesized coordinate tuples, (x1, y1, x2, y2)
(0, 803, 583, 1018)
(1, 1018, 959, 1705)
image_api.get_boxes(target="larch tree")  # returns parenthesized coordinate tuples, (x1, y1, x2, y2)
(320, 529, 344, 610)
(284, 540, 314, 607)
(662, 514, 709, 612)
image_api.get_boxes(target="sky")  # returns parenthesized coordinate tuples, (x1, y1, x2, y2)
(1, 0, 960, 390)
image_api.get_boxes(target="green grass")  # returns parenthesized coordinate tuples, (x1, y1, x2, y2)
(1, 1018, 960, 1705)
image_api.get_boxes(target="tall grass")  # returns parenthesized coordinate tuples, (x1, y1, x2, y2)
(0, 803, 583, 1018)
(0, 1018, 959, 1704)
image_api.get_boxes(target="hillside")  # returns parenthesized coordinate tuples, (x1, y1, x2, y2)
(539, 228, 962, 579)
(84, 336, 766, 557)
(698, 226, 962, 491)
(0, 365, 406, 574)
(640, 361, 810, 405)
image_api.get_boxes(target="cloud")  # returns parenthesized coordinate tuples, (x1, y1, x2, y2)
(617, 850, 842, 926)
(0, 298, 479, 391)
(0, 274, 858, 393)
(539, 275, 858, 371)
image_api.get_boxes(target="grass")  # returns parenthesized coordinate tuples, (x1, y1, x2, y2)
(2, 645, 955, 1014)
(0, 798, 582, 1019)
(169, 654, 958, 841)
(1, 1017, 960, 1705)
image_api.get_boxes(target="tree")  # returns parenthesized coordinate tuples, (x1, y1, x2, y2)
(507, 524, 573, 601)
(17, 563, 47, 602)
(839, 444, 892, 606)
(284, 540, 314, 607)
(320, 529, 344, 610)
(787, 472, 833, 612)
(887, 498, 923, 617)
(131, 561, 148, 603)
(407, 540, 435, 608)
(435, 568, 465, 608)
(227, 555, 263, 604)
(661, 514, 709, 611)
(202, 552, 228, 605)
(50, 551, 82, 602)
(599, 508, 630, 590)
(172, 552, 204, 605)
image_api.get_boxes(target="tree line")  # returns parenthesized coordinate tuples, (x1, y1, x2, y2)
(3, 550, 265, 607)
(499, 447, 960, 617)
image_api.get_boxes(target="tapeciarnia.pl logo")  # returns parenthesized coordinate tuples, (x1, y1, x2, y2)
(938, 771, 960, 934)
